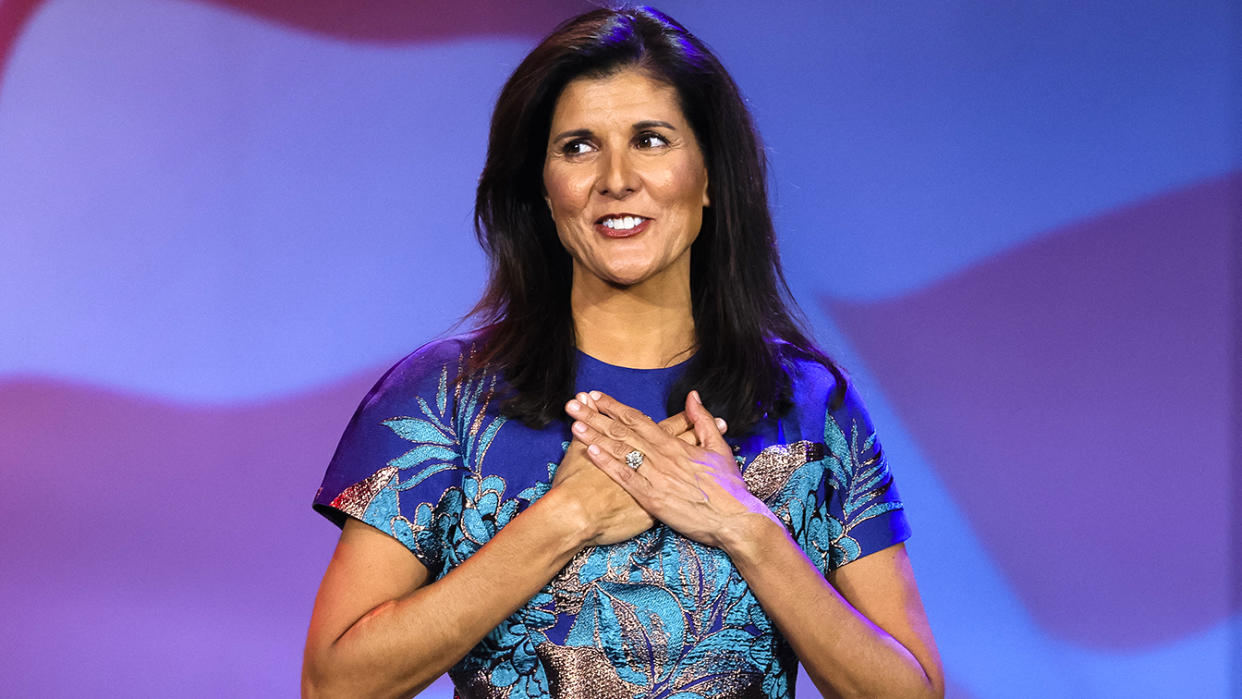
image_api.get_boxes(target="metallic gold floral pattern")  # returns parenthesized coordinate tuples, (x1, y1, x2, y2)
(742, 440, 824, 502)
(327, 464, 396, 519)
(536, 643, 640, 697)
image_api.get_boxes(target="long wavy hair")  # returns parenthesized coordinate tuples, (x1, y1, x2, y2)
(470, 6, 845, 432)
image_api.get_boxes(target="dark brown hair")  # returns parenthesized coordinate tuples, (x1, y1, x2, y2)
(470, 6, 845, 432)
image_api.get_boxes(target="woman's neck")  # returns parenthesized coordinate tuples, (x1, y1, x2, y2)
(570, 270, 695, 370)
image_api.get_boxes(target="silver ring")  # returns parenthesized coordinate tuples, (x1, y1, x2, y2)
(625, 449, 644, 470)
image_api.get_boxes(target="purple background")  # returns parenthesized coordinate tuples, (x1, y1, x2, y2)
(0, 0, 1237, 696)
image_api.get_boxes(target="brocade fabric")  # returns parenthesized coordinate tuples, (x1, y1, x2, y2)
(313, 335, 910, 698)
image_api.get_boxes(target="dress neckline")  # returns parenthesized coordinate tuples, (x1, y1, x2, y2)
(575, 349, 694, 374)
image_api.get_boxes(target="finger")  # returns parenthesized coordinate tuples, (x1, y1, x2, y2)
(568, 399, 715, 472)
(685, 390, 729, 454)
(571, 392, 654, 446)
(570, 418, 638, 462)
(587, 391, 669, 445)
(660, 410, 727, 436)
(656, 411, 723, 447)
(658, 410, 693, 437)
(584, 441, 654, 500)
(566, 396, 646, 446)
(570, 397, 726, 449)
(574, 391, 598, 412)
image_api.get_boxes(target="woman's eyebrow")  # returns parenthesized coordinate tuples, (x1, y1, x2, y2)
(550, 128, 593, 142)
(551, 120, 677, 142)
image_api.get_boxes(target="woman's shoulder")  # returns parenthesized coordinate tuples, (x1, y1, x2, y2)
(771, 343, 884, 440)
(774, 343, 845, 402)
(354, 331, 487, 413)
(779, 353, 888, 455)
(390, 331, 483, 377)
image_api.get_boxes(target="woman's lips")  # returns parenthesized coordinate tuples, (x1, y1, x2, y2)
(594, 215, 651, 238)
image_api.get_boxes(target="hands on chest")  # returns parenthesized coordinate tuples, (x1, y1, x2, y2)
(553, 389, 781, 552)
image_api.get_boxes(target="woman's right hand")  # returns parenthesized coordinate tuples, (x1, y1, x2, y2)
(551, 393, 725, 547)
(552, 436, 653, 546)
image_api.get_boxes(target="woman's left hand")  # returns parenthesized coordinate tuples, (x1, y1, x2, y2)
(565, 390, 781, 550)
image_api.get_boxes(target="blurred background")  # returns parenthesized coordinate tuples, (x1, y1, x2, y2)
(1, 0, 1237, 696)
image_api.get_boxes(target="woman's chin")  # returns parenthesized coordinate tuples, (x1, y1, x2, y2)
(575, 256, 684, 291)
(582, 264, 653, 289)
(599, 276, 643, 290)
(603, 267, 662, 289)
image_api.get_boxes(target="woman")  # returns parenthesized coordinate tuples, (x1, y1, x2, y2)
(303, 7, 942, 698)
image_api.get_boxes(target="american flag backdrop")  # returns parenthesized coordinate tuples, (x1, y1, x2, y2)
(0, 1, 1237, 696)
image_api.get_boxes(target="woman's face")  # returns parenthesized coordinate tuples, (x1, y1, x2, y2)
(543, 68, 710, 289)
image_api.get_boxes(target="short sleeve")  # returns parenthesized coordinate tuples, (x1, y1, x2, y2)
(312, 339, 471, 574)
(804, 382, 911, 574)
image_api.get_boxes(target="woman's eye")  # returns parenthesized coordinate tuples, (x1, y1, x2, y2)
(636, 132, 670, 149)
(562, 140, 595, 156)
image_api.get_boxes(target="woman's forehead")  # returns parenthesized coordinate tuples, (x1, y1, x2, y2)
(550, 68, 686, 129)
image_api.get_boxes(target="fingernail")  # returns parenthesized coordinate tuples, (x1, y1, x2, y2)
(589, 390, 601, 400)
(573, 421, 586, 433)
(691, 390, 702, 404)
(588, 444, 600, 455)
(715, 417, 727, 431)
(567, 400, 581, 413)
(577, 392, 589, 403)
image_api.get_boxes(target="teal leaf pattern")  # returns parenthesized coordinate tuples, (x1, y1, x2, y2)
(378, 354, 514, 573)
(810, 411, 904, 571)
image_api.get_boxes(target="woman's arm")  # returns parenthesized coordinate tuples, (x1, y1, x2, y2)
(302, 486, 589, 699)
(302, 412, 709, 699)
(568, 390, 944, 698)
(724, 525, 942, 697)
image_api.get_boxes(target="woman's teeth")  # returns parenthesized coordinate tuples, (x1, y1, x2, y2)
(602, 216, 644, 230)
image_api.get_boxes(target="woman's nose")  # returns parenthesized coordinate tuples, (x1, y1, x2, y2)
(596, 149, 639, 198)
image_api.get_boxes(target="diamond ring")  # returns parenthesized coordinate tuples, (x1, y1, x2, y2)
(625, 449, 644, 470)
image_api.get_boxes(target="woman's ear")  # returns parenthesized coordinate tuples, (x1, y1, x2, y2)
(542, 183, 554, 213)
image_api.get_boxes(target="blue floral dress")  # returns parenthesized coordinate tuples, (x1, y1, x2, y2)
(313, 335, 910, 698)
